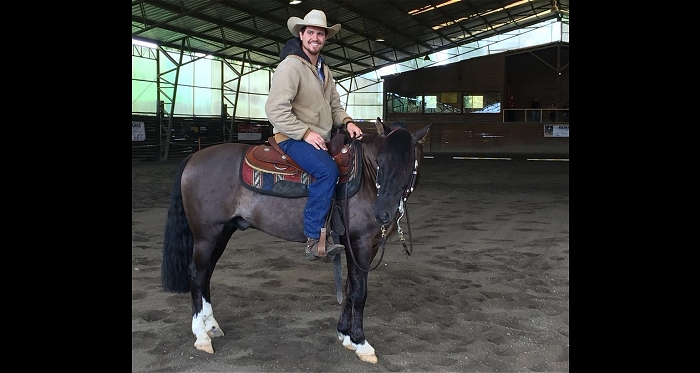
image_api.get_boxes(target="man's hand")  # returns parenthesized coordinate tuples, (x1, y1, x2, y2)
(346, 122, 363, 139)
(305, 131, 328, 150)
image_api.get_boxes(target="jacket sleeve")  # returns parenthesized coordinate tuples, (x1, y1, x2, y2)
(265, 60, 309, 141)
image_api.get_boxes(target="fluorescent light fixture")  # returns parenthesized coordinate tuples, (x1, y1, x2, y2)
(375, 31, 385, 42)
(132, 39, 158, 49)
(409, 0, 461, 16)
(194, 52, 213, 59)
(289, 0, 302, 4)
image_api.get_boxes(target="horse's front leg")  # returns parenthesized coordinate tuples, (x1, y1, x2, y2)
(337, 243, 377, 364)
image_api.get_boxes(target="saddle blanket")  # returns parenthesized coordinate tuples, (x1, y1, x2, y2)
(240, 142, 362, 199)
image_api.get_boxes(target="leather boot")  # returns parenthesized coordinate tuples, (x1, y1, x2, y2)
(306, 236, 344, 261)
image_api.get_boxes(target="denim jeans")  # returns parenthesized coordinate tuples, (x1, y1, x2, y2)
(277, 138, 339, 239)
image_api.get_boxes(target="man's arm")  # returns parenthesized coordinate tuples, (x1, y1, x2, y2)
(265, 62, 309, 140)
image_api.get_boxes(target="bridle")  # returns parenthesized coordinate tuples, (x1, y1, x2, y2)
(382, 142, 419, 251)
(342, 128, 420, 272)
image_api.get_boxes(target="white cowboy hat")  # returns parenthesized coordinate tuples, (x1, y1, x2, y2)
(287, 9, 341, 38)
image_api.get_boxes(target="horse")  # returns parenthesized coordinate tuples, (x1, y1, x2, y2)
(160, 118, 431, 363)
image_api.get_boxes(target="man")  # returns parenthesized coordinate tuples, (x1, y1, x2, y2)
(507, 95, 515, 121)
(265, 9, 364, 261)
(530, 97, 540, 122)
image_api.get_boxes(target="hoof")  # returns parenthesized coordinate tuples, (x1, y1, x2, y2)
(357, 352, 378, 364)
(194, 342, 214, 354)
(339, 333, 377, 363)
(355, 341, 376, 364)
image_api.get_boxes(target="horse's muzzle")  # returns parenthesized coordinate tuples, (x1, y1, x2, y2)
(374, 211, 392, 225)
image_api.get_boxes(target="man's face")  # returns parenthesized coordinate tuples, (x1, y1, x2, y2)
(299, 26, 327, 56)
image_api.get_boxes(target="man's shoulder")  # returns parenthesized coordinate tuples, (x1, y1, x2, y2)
(282, 55, 308, 65)
(275, 57, 304, 75)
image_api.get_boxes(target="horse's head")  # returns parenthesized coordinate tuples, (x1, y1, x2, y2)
(371, 118, 431, 225)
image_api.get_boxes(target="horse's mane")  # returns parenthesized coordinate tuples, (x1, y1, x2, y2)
(382, 129, 412, 169)
(358, 129, 413, 173)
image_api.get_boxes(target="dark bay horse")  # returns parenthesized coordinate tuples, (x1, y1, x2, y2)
(161, 118, 431, 363)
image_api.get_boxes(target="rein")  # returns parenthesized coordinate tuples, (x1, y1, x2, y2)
(340, 130, 419, 273)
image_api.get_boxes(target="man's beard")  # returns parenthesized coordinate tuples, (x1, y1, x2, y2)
(303, 42, 321, 56)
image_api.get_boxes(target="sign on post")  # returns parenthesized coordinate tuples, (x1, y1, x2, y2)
(132, 121, 146, 141)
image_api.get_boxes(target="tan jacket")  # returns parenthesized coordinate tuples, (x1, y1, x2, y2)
(265, 55, 353, 143)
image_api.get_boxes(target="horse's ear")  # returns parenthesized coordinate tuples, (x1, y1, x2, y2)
(412, 123, 432, 144)
(375, 117, 390, 135)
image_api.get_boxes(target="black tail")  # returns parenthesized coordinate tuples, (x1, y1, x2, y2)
(161, 155, 194, 293)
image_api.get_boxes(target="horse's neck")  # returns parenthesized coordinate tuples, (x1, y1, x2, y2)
(361, 145, 379, 187)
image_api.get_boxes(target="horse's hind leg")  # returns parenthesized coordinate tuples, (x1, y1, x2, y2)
(201, 228, 235, 340)
(191, 224, 237, 354)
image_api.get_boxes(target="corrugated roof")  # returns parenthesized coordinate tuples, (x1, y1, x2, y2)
(132, 0, 569, 80)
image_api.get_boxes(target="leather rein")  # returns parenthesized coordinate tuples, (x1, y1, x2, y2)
(339, 129, 419, 272)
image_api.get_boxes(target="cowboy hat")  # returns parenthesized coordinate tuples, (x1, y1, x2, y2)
(287, 9, 341, 38)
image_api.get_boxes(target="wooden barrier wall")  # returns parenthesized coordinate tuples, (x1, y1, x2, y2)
(131, 115, 272, 162)
(424, 122, 569, 156)
(132, 115, 160, 161)
(370, 113, 569, 157)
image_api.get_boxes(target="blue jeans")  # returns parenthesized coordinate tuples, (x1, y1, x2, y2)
(277, 138, 339, 239)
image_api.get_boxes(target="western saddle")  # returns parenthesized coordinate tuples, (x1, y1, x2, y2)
(244, 134, 354, 182)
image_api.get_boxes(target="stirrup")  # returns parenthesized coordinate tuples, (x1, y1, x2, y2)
(306, 237, 344, 261)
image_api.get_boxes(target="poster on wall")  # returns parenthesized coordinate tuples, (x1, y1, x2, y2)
(132, 121, 146, 141)
(544, 125, 569, 138)
(182, 122, 209, 138)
